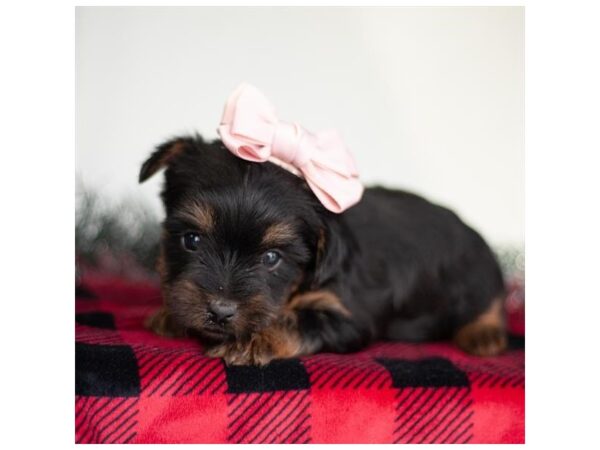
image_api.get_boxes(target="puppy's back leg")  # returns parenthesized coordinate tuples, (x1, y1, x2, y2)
(453, 297, 508, 356)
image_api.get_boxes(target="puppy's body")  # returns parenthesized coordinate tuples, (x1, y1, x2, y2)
(141, 136, 507, 365)
(330, 188, 505, 346)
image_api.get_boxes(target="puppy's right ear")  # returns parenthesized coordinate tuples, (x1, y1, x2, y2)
(139, 137, 192, 183)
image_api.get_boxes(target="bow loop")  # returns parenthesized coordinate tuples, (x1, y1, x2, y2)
(312, 129, 360, 177)
(217, 83, 364, 213)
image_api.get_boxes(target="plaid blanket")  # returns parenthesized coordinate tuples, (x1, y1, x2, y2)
(75, 275, 524, 444)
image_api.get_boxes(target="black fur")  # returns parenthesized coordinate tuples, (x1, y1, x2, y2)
(140, 135, 505, 358)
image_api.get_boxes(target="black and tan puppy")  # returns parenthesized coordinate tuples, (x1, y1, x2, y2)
(140, 135, 507, 365)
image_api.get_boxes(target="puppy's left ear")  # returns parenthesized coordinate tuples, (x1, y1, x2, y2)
(311, 219, 351, 287)
(139, 137, 193, 183)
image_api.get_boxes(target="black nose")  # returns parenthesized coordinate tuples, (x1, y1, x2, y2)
(208, 302, 237, 324)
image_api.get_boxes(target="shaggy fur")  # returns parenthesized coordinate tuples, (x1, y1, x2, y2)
(140, 135, 507, 365)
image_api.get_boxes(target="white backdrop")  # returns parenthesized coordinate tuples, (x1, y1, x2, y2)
(76, 6, 523, 246)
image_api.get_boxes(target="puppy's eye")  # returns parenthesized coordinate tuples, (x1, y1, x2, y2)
(181, 232, 201, 252)
(262, 250, 282, 269)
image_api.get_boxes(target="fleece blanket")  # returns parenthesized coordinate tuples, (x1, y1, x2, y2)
(75, 275, 525, 444)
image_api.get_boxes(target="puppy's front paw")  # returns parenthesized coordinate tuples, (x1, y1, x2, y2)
(206, 327, 302, 366)
(205, 341, 271, 366)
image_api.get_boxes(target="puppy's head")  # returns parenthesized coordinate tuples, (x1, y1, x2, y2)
(140, 135, 350, 343)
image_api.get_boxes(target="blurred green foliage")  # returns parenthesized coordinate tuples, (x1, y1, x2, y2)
(76, 182, 161, 276)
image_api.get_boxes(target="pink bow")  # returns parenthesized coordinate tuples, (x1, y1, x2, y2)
(217, 83, 364, 213)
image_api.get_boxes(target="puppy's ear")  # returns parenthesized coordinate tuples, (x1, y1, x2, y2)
(311, 221, 350, 287)
(139, 137, 193, 183)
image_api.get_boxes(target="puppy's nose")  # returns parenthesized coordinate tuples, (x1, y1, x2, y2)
(208, 301, 237, 324)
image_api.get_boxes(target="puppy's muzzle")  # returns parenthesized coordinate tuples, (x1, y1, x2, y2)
(208, 300, 237, 325)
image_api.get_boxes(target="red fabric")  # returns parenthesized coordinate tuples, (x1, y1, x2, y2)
(75, 275, 524, 444)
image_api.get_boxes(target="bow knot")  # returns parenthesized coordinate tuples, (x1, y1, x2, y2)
(217, 83, 364, 213)
(271, 122, 311, 168)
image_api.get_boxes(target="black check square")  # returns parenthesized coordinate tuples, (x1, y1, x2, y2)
(76, 342, 140, 397)
(76, 311, 116, 329)
(377, 357, 469, 388)
(225, 358, 310, 393)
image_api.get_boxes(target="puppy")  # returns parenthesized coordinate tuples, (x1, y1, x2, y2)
(140, 135, 507, 365)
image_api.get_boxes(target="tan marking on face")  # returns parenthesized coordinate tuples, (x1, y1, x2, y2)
(453, 297, 507, 357)
(167, 279, 201, 304)
(177, 201, 215, 233)
(287, 290, 351, 317)
(163, 278, 212, 332)
(262, 222, 296, 247)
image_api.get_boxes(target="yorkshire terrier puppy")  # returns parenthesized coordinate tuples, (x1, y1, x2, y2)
(140, 135, 507, 365)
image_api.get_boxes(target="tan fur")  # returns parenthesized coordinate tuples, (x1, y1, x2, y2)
(144, 306, 186, 338)
(149, 279, 200, 336)
(159, 140, 187, 167)
(142, 139, 188, 180)
(146, 236, 188, 337)
(262, 222, 296, 246)
(206, 324, 304, 366)
(177, 201, 214, 233)
(205, 290, 353, 366)
(169, 279, 203, 302)
(287, 290, 351, 317)
(208, 290, 350, 365)
(454, 297, 507, 356)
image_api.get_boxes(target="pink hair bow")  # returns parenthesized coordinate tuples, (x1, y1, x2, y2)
(217, 83, 364, 213)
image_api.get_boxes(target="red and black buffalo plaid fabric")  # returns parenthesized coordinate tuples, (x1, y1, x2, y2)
(75, 275, 525, 444)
